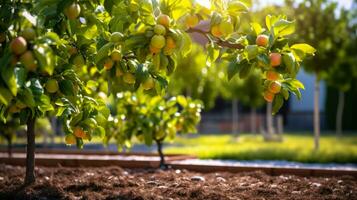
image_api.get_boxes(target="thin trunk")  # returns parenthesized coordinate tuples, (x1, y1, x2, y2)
(7, 137, 12, 158)
(250, 107, 257, 134)
(232, 99, 239, 136)
(336, 91, 345, 137)
(313, 76, 320, 151)
(24, 117, 36, 186)
(156, 140, 166, 169)
(266, 103, 274, 136)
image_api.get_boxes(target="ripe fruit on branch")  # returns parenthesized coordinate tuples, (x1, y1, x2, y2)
(154, 24, 166, 35)
(110, 32, 124, 43)
(65, 134, 76, 145)
(157, 14, 170, 27)
(74, 127, 86, 138)
(104, 58, 114, 70)
(20, 51, 37, 71)
(111, 50, 122, 61)
(73, 54, 85, 67)
(64, 3, 81, 20)
(211, 25, 223, 37)
(165, 36, 176, 49)
(264, 91, 275, 102)
(150, 35, 166, 49)
(150, 45, 161, 54)
(142, 77, 155, 90)
(256, 34, 269, 47)
(10, 37, 27, 55)
(269, 81, 281, 94)
(68, 46, 78, 55)
(22, 28, 36, 41)
(45, 79, 59, 93)
(266, 71, 280, 81)
(185, 14, 199, 28)
(123, 73, 136, 84)
(270, 53, 281, 67)
(219, 21, 234, 36)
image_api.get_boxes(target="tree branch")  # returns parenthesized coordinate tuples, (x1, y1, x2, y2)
(186, 28, 245, 49)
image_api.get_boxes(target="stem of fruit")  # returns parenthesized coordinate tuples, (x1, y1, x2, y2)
(24, 116, 36, 186)
(186, 28, 244, 49)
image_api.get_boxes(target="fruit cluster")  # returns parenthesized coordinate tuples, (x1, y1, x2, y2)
(210, 19, 234, 38)
(10, 29, 37, 71)
(65, 126, 88, 145)
(256, 34, 283, 103)
(149, 14, 177, 56)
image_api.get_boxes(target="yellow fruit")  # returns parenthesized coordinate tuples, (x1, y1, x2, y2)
(211, 25, 223, 37)
(10, 37, 27, 55)
(154, 24, 166, 35)
(65, 134, 77, 145)
(110, 32, 124, 43)
(256, 34, 269, 47)
(219, 21, 234, 36)
(22, 28, 36, 41)
(185, 14, 199, 28)
(264, 91, 275, 102)
(266, 71, 280, 81)
(20, 51, 37, 71)
(150, 35, 166, 49)
(157, 14, 170, 28)
(270, 53, 282, 67)
(123, 73, 136, 84)
(142, 77, 155, 90)
(46, 79, 59, 93)
(150, 45, 161, 54)
(104, 58, 114, 70)
(269, 81, 282, 94)
(111, 50, 122, 61)
(64, 3, 81, 20)
(74, 127, 86, 138)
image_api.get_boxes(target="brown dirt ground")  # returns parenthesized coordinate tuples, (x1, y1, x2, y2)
(0, 164, 356, 200)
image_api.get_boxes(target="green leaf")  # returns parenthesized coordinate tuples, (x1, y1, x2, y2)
(95, 42, 114, 63)
(15, 68, 27, 87)
(227, 1, 249, 14)
(18, 88, 35, 107)
(177, 95, 187, 107)
(0, 65, 17, 96)
(272, 94, 284, 115)
(283, 53, 295, 74)
(273, 19, 295, 37)
(93, 126, 106, 138)
(227, 60, 239, 81)
(245, 45, 259, 60)
(290, 43, 316, 55)
(0, 87, 13, 106)
(144, 131, 152, 146)
(59, 80, 74, 96)
(290, 79, 305, 90)
(29, 79, 44, 96)
(38, 94, 54, 113)
(251, 22, 262, 35)
(239, 62, 252, 79)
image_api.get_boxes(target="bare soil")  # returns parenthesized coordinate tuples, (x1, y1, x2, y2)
(0, 164, 356, 200)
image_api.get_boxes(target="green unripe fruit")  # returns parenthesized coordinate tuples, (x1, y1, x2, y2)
(64, 3, 81, 20)
(22, 28, 36, 41)
(154, 24, 166, 35)
(150, 35, 166, 49)
(110, 32, 124, 43)
(111, 50, 122, 61)
(46, 79, 59, 93)
(123, 73, 136, 84)
(20, 50, 37, 71)
(73, 54, 85, 67)
(142, 77, 155, 90)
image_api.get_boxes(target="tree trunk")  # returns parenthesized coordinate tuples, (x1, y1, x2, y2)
(24, 117, 36, 186)
(7, 137, 12, 158)
(232, 99, 239, 136)
(266, 103, 274, 136)
(156, 140, 166, 169)
(336, 91, 345, 137)
(313, 76, 320, 151)
(250, 107, 257, 134)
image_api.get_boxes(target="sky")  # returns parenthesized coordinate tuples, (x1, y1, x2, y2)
(196, 0, 353, 9)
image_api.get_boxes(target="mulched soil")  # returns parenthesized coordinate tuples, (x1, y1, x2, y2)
(0, 164, 356, 200)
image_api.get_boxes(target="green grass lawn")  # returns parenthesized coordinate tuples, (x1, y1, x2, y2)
(164, 133, 357, 163)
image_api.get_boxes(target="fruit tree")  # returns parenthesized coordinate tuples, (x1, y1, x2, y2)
(0, 0, 314, 185)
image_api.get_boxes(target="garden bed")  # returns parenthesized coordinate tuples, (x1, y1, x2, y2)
(0, 164, 356, 199)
